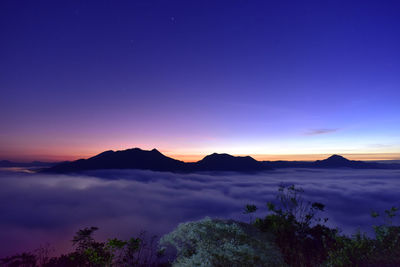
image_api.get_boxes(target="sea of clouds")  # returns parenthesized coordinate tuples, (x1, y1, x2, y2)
(0, 168, 400, 257)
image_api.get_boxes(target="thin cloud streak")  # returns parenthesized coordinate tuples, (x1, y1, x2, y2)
(305, 128, 339, 136)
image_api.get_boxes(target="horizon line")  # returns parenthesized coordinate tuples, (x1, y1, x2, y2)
(1, 149, 400, 163)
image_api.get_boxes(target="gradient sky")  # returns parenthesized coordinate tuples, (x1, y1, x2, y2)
(1, 0, 399, 162)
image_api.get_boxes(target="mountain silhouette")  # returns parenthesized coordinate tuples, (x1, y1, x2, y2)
(194, 153, 266, 172)
(42, 148, 185, 173)
(264, 154, 399, 169)
(41, 148, 400, 173)
(314, 154, 353, 168)
(0, 160, 13, 167)
(0, 160, 57, 168)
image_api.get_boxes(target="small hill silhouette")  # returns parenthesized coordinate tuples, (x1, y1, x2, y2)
(315, 154, 352, 167)
(195, 153, 266, 172)
(313, 154, 390, 169)
(0, 160, 57, 168)
(0, 160, 13, 167)
(264, 154, 398, 169)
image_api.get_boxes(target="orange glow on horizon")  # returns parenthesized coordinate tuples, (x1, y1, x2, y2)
(2, 149, 400, 163)
(165, 153, 400, 162)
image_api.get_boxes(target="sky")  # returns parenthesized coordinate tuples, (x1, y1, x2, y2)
(1, 0, 399, 162)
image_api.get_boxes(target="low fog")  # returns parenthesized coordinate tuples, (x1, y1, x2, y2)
(0, 168, 399, 257)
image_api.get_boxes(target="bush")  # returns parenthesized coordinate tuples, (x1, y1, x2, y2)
(251, 185, 400, 267)
(159, 217, 286, 267)
(325, 207, 400, 266)
(0, 252, 37, 267)
(252, 184, 337, 267)
(0, 227, 164, 267)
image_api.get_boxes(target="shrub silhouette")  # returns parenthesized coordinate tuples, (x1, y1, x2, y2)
(250, 185, 400, 267)
(326, 207, 400, 266)
(23, 228, 160, 267)
(252, 184, 337, 266)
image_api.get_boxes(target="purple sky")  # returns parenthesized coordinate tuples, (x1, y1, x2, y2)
(1, 1, 399, 161)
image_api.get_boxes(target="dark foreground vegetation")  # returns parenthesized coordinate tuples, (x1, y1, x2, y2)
(2, 185, 400, 267)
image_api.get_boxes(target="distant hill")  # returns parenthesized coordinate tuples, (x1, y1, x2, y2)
(263, 154, 400, 169)
(41, 149, 400, 174)
(194, 153, 266, 172)
(314, 154, 368, 168)
(0, 160, 58, 168)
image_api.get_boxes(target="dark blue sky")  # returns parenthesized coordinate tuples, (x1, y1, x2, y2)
(1, 0, 399, 161)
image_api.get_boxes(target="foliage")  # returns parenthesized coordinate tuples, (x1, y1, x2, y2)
(34, 244, 53, 267)
(325, 207, 400, 266)
(243, 204, 258, 223)
(159, 217, 285, 267)
(253, 184, 337, 266)
(250, 185, 400, 267)
(0, 227, 163, 267)
(59, 229, 161, 267)
(0, 252, 37, 267)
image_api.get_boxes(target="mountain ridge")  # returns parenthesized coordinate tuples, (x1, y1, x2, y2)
(40, 148, 400, 173)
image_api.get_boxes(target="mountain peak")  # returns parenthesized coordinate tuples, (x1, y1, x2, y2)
(325, 154, 349, 162)
(204, 153, 233, 159)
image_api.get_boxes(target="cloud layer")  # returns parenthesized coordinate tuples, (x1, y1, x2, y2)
(0, 168, 400, 257)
